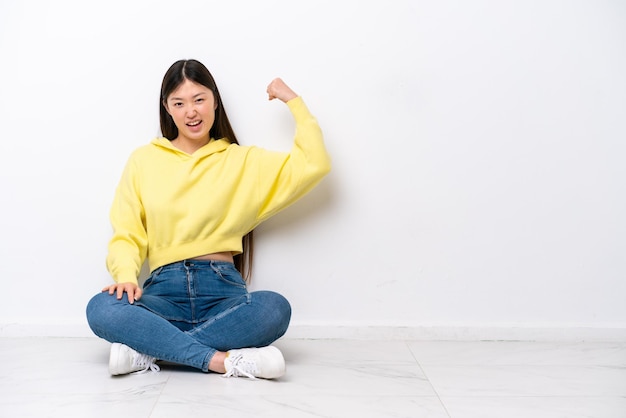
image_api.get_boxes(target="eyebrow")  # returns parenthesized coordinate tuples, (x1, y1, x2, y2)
(168, 92, 207, 101)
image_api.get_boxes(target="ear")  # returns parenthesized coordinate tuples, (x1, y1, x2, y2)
(163, 101, 171, 115)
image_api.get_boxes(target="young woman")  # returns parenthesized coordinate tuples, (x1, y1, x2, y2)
(86, 59, 331, 379)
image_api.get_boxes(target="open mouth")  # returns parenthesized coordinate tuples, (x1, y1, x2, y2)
(187, 120, 202, 127)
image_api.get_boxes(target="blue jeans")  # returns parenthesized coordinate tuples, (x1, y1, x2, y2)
(86, 260, 291, 372)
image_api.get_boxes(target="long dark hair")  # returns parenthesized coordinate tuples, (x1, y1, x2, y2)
(159, 59, 254, 280)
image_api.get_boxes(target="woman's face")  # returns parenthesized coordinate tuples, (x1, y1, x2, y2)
(165, 79, 217, 143)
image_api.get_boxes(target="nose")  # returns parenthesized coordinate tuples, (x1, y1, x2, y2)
(185, 106, 197, 118)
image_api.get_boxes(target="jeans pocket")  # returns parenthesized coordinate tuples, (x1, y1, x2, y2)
(211, 264, 247, 288)
(143, 266, 164, 290)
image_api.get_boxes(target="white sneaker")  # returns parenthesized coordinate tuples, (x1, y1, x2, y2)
(109, 343, 160, 376)
(223, 346, 285, 379)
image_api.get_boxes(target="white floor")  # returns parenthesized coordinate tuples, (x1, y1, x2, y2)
(0, 337, 625, 417)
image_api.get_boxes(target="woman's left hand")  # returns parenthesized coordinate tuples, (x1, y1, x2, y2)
(267, 78, 298, 103)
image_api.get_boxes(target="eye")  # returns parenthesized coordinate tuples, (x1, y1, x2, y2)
(195, 98, 204, 103)
(173, 102, 183, 107)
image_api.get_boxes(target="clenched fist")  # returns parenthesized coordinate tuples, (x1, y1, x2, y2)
(267, 78, 298, 103)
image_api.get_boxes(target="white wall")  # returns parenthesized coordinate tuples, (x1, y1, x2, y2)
(1, 0, 624, 339)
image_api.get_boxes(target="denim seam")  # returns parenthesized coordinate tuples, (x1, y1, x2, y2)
(186, 293, 251, 339)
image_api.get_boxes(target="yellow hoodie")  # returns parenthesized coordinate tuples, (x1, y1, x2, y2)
(106, 96, 331, 285)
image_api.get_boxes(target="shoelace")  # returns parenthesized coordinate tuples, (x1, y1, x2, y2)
(222, 354, 257, 379)
(132, 353, 161, 374)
